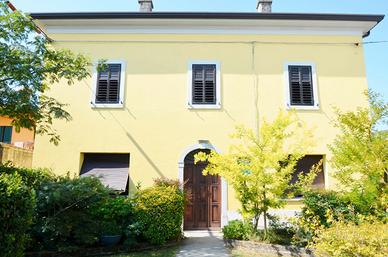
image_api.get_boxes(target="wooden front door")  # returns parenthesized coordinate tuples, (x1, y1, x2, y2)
(184, 162, 221, 230)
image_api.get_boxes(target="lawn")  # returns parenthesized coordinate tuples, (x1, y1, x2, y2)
(108, 246, 178, 257)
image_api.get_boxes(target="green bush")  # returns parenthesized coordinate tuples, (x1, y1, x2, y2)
(134, 179, 185, 245)
(313, 220, 388, 257)
(0, 173, 36, 257)
(303, 190, 357, 226)
(94, 197, 134, 235)
(0, 164, 55, 190)
(223, 217, 294, 244)
(123, 221, 143, 248)
(222, 220, 252, 240)
(292, 190, 357, 246)
(31, 176, 112, 251)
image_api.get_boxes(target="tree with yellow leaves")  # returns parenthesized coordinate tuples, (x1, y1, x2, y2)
(195, 111, 315, 236)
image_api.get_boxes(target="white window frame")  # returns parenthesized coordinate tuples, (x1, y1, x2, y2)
(187, 61, 221, 109)
(91, 60, 126, 109)
(284, 62, 319, 110)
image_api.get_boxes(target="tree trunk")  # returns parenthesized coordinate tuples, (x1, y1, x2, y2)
(253, 214, 260, 231)
(263, 189, 268, 239)
(263, 210, 268, 239)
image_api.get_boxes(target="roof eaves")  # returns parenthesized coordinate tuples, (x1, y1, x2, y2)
(29, 12, 385, 23)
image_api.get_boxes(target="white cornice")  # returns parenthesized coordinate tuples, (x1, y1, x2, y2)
(37, 18, 377, 37)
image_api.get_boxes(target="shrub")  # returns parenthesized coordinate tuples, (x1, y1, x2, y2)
(123, 221, 143, 248)
(153, 177, 181, 188)
(0, 173, 36, 257)
(94, 197, 135, 235)
(30, 176, 112, 251)
(222, 220, 252, 240)
(227, 216, 295, 245)
(0, 164, 55, 190)
(292, 190, 357, 246)
(303, 190, 357, 226)
(134, 179, 184, 245)
(312, 220, 388, 257)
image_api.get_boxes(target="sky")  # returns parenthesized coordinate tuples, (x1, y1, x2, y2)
(11, 0, 388, 106)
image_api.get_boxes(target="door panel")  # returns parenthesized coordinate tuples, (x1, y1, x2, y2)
(210, 175, 221, 227)
(183, 161, 221, 230)
(183, 165, 194, 229)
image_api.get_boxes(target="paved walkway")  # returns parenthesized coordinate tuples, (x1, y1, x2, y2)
(176, 230, 231, 257)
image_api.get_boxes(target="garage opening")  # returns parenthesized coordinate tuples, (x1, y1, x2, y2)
(80, 153, 129, 194)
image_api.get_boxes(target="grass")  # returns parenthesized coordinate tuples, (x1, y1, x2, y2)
(107, 246, 178, 257)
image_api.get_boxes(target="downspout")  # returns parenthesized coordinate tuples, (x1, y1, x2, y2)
(251, 42, 260, 136)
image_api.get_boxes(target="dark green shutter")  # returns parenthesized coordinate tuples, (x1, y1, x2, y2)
(0, 126, 12, 144)
(96, 64, 121, 104)
(192, 64, 216, 104)
(288, 65, 314, 106)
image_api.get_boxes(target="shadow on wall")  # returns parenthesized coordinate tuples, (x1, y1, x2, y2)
(125, 131, 165, 179)
(107, 111, 166, 179)
(128, 176, 138, 194)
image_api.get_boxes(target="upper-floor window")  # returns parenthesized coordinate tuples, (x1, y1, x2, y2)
(285, 63, 319, 110)
(0, 126, 12, 144)
(91, 61, 125, 108)
(188, 62, 221, 109)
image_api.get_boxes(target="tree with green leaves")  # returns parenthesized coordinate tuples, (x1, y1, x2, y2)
(0, 1, 91, 144)
(195, 111, 315, 235)
(329, 91, 388, 217)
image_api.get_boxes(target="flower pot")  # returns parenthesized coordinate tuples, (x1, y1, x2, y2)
(100, 235, 122, 246)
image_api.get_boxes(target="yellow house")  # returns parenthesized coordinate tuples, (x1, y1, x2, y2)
(31, 1, 383, 229)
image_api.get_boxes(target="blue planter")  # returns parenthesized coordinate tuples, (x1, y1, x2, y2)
(100, 235, 122, 246)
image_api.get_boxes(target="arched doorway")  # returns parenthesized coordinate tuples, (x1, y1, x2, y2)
(183, 149, 221, 230)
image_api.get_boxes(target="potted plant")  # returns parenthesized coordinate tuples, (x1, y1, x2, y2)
(100, 221, 122, 246)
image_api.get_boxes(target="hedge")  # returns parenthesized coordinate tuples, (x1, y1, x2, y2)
(0, 172, 36, 257)
(31, 176, 112, 251)
(0, 166, 186, 254)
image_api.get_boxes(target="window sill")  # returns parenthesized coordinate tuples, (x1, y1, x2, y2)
(286, 104, 320, 111)
(188, 103, 221, 110)
(91, 103, 124, 109)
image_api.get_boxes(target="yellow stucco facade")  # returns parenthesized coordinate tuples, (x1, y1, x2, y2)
(32, 32, 370, 222)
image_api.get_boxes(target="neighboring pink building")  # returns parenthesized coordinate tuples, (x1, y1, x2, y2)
(0, 116, 34, 150)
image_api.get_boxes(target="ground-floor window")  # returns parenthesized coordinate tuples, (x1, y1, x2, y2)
(80, 153, 130, 194)
(291, 155, 325, 196)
